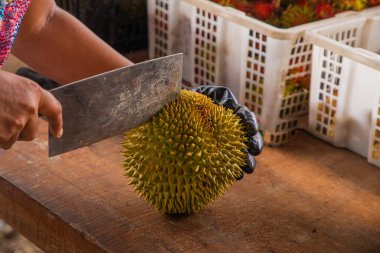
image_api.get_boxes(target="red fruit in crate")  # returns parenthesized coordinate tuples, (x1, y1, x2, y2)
(251, 1, 276, 20)
(368, 0, 380, 6)
(235, 1, 252, 13)
(280, 4, 315, 28)
(333, 0, 367, 11)
(316, 3, 336, 19)
(298, 0, 307, 5)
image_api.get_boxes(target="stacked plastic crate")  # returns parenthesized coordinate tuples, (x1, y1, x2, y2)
(306, 11, 380, 167)
(148, 0, 356, 146)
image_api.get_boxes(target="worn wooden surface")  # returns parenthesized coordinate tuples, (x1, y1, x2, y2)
(0, 120, 380, 253)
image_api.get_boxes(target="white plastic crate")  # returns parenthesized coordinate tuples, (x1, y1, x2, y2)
(148, 0, 359, 146)
(148, 0, 244, 92)
(306, 14, 380, 167)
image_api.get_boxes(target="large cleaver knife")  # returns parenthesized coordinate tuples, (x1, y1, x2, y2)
(48, 54, 183, 157)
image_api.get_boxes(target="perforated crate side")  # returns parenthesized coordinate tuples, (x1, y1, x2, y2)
(284, 36, 313, 87)
(150, 1, 239, 88)
(343, 62, 380, 158)
(148, 0, 178, 58)
(264, 118, 298, 146)
(277, 36, 314, 116)
(240, 32, 318, 133)
(267, 89, 310, 134)
(241, 29, 270, 119)
(190, 7, 223, 86)
(175, 3, 247, 92)
(309, 47, 347, 145)
(369, 95, 380, 167)
(308, 22, 365, 146)
(240, 31, 295, 130)
(278, 90, 309, 119)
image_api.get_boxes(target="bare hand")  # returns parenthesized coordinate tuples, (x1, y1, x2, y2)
(0, 70, 63, 150)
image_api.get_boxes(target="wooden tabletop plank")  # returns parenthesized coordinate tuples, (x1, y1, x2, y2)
(0, 120, 379, 253)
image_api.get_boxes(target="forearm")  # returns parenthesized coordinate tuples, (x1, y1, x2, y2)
(12, 1, 133, 84)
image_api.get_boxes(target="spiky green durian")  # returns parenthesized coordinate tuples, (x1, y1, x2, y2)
(122, 90, 247, 214)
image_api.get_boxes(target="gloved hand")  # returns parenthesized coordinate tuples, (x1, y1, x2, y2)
(192, 85, 264, 180)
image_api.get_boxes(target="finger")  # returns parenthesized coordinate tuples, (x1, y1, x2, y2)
(18, 116, 39, 141)
(38, 89, 63, 138)
(235, 105, 259, 136)
(241, 152, 256, 174)
(247, 133, 264, 156)
(1, 133, 20, 150)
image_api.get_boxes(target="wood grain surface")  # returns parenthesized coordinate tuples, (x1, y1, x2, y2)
(0, 120, 379, 253)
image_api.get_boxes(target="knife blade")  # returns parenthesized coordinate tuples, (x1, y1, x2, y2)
(48, 54, 183, 157)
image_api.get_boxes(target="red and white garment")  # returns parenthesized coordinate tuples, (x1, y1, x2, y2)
(0, 0, 31, 67)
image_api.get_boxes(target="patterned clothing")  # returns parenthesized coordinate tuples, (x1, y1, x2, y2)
(0, 0, 30, 68)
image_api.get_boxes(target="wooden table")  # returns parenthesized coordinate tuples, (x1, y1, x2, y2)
(0, 120, 379, 253)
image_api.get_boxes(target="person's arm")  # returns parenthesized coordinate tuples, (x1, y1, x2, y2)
(0, 70, 62, 149)
(1, 0, 133, 149)
(12, 0, 133, 84)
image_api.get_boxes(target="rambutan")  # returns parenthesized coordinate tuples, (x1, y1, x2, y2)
(367, 0, 380, 6)
(316, 2, 336, 19)
(234, 1, 252, 13)
(280, 4, 315, 28)
(251, 1, 276, 20)
(333, 0, 367, 11)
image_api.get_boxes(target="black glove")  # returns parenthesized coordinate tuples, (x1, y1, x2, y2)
(192, 85, 264, 180)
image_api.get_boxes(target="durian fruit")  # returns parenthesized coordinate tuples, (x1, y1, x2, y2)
(122, 90, 247, 214)
(280, 4, 315, 28)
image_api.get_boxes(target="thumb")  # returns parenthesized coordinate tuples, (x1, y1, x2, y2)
(38, 89, 63, 138)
